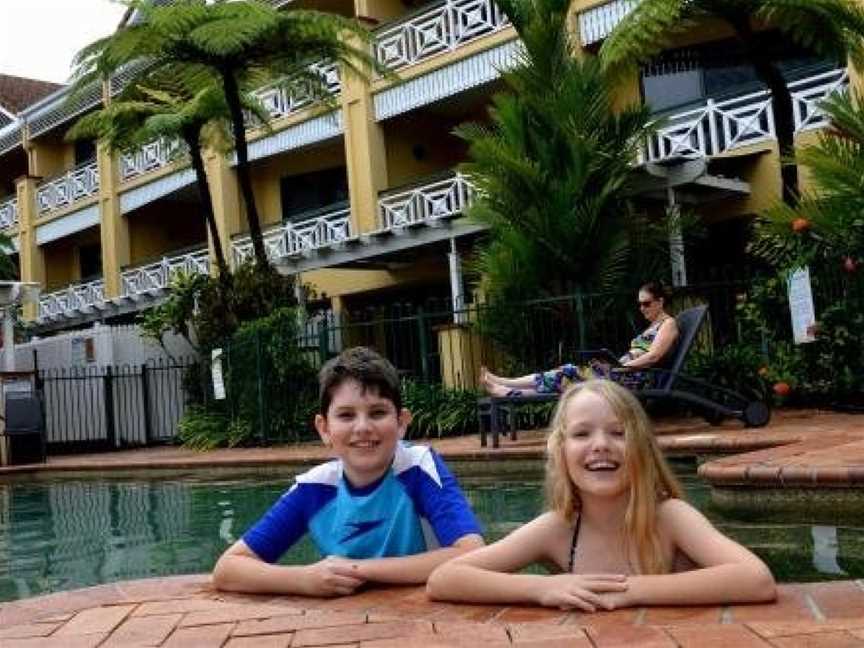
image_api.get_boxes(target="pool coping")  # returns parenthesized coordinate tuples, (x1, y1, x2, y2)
(2, 576, 864, 647)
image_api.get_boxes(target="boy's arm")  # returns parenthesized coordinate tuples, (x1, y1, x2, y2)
(212, 540, 365, 596)
(331, 533, 484, 585)
(604, 499, 776, 608)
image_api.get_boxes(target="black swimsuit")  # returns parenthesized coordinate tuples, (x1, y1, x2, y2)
(567, 514, 582, 573)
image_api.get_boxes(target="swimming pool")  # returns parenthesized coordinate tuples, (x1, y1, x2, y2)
(1, 462, 862, 603)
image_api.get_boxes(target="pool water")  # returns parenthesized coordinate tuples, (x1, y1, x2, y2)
(1, 463, 862, 603)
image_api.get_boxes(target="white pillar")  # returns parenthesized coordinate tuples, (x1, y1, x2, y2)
(667, 188, 688, 287)
(448, 239, 466, 324)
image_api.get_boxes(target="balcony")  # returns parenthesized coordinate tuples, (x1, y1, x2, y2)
(120, 138, 185, 183)
(121, 247, 210, 298)
(252, 61, 341, 122)
(38, 278, 105, 320)
(577, 0, 636, 47)
(379, 172, 474, 230)
(0, 196, 18, 231)
(36, 160, 100, 215)
(644, 67, 848, 163)
(232, 204, 352, 265)
(374, 0, 510, 72)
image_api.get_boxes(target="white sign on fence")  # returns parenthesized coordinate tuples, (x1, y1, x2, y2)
(787, 266, 817, 344)
(212, 348, 226, 400)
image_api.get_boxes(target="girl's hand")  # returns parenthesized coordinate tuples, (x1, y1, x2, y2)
(533, 574, 628, 611)
(302, 556, 365, 597)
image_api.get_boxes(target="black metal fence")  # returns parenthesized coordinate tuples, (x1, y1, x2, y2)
(39, 357, 196, 454)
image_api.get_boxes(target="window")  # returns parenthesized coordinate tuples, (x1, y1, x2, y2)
(279, 167, 348, 222)
(78, 243, 102, 281)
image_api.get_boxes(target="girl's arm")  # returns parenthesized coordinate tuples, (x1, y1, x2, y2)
(427, 513, 627, 611)
(623, 319, 679, 369)
(607, 499, 776, 608)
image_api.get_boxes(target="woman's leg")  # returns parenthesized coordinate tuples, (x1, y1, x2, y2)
(482, 366, 542, 389)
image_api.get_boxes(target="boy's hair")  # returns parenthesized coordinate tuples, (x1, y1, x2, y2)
(318, 346, 402, 415)
(545, 380, 684, 575)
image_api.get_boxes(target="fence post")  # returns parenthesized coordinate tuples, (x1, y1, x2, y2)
(318, 317, 329, 366)
(104, 366, 117, 449)
(140, 363, 153, 444)
(574, 289, 586, 350)
(417, 305, 430, 382)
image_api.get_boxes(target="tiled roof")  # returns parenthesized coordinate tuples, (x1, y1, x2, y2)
(0, 73, 64, 115)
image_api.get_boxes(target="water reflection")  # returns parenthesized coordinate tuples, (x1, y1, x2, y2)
(0, 472, 862, 603)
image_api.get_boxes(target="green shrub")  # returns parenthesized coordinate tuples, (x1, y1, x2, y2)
(401, 380, 480, 439)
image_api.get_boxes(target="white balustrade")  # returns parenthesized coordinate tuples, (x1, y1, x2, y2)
(643, 67, 848, 163)
(121, 248, 210, 297)
(253, 61, 341, 121)
(578, 0, 637, 46)
(121, 138, 185, 182)
(38, 279, 105, 320)
(379, 172, 473, 229)
(0, 196, 18, 230)
(233, 206, 352, 265)
(790, 67, 849, 132)
(36, 160, 100, 214)
(375, 0, 510, 72)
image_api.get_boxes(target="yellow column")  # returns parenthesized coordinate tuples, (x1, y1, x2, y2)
(353, 0, 404, 23)
(204, 151, 243, 272)
(16, 175, 44, 321)
(340, 31, 389, 235)
(97, 144, 130, 298)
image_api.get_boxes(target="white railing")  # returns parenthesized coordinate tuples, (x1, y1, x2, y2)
(38, 278, 105, 320)
(233, 206, 352, 265)
(790, 67, 849, 132)
(36, 160, 100, 214)
(0, 196, 18, 230)
(644, 67, 848, 163)
(120, 138, 185, 182)
(578, 0, 637, 46)
(121, 247, 210, 297)
(253, 61, 341, 121)
(379, 172, 473, 229)
(375, 0, 510, 72)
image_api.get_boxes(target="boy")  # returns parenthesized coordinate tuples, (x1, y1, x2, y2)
(212, 346, 484, 596)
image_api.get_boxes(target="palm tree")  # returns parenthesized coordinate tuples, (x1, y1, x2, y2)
(600, 0, 864, 206)
(71, 0, 379, 267)
(460, 0, 678, 366)
(752, 90, 864, 271)
(460, 0, 662, 301)
(68, 70, 272, 280)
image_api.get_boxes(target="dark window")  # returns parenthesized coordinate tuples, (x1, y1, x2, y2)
(279, 167, 348, 222)
(641, 33, 832, 113)
(74, 139, 96, 166)
(78, 243, 102, 281)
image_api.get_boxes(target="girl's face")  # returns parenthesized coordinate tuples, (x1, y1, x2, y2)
(561, 390, 629, 500)
(638, 289, 664, 323)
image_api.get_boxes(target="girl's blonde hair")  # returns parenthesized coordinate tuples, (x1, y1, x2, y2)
(544, 379, 684, 574)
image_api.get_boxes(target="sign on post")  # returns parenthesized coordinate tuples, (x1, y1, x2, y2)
(787, 267, 817, 344)
(211, 348, 226, 400)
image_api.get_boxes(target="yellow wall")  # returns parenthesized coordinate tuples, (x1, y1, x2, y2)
(128, 203, 207, 265)
(383, 114, 469, 187)
(354, 0, 405, 22)
(248, 142, 347, 230)
(305, 255, 449, 300)
(42, 226, 101, 290)
(27, 134, 73, 180)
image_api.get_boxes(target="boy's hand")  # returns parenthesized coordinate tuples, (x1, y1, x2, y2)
(533, 574, 628, 611)
(302, 556, 366, 597)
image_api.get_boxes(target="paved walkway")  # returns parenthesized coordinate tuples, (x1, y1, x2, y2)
(3, 410, 862, 492)
(1, 576, 864, 647)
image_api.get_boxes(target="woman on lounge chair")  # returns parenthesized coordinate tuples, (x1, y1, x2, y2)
(481, 282, 679, 397)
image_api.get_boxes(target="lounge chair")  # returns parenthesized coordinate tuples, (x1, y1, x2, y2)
(477, 304, 771, 448)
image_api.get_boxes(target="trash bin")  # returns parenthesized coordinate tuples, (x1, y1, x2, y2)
(3, 392, 46, 465)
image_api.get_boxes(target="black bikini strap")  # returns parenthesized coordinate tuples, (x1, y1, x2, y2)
(567, 513, 582, 573)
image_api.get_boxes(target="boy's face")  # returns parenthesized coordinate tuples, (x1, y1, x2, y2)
(315, 379, 411, 488)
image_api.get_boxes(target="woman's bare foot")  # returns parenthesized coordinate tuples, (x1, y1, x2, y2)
(482, 367, 507, 385)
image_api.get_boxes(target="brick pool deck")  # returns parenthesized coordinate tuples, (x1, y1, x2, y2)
(1, 408, 863, 646)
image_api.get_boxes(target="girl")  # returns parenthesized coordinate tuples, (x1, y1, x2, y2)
(428, 380, 776, 610)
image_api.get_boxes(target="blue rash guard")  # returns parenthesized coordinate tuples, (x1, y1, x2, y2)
(242, 443, 482, 563)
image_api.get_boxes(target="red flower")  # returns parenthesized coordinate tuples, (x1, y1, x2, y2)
(773, 382, 791, 397)
(791, 218, 811, 233)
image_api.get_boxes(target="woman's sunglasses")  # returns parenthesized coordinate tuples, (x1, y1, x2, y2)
(638, 299, 655, 307)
